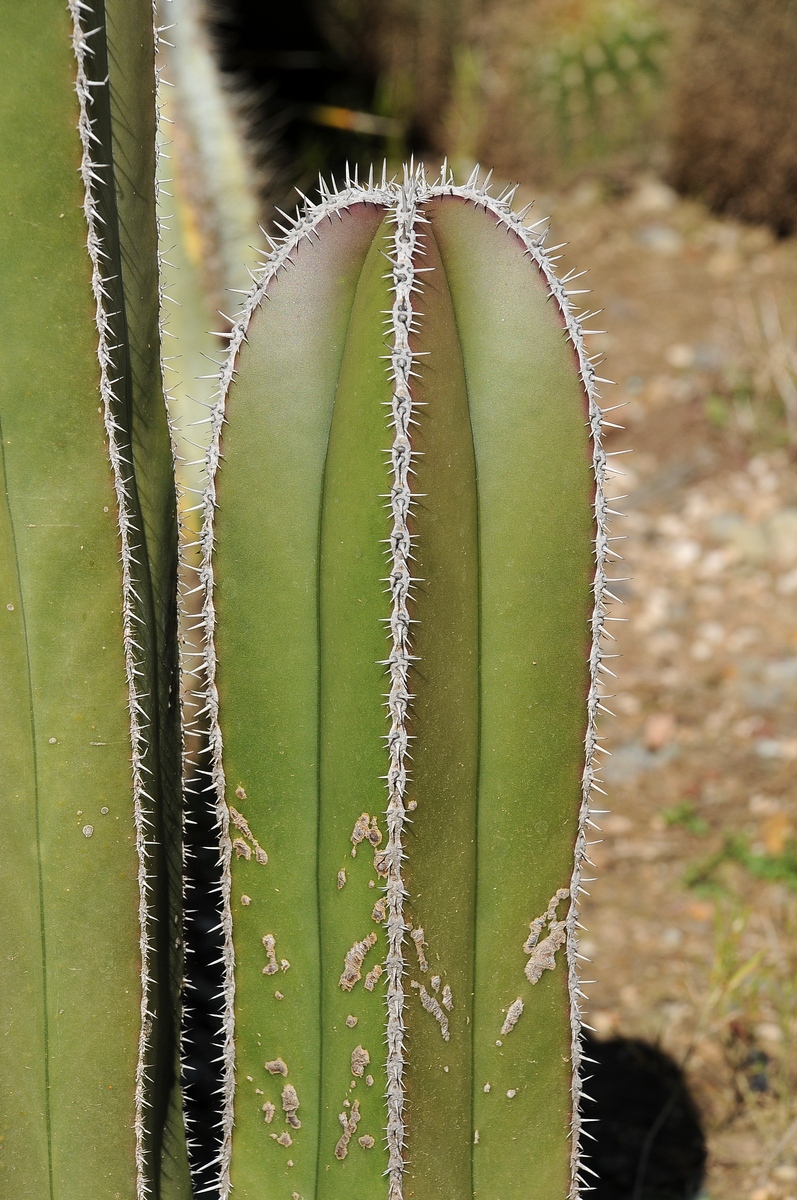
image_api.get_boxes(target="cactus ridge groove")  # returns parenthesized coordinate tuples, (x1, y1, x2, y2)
(0, 417, 54, 1198)
(200, 161, 611, 1199)
(71, 3, 174, 1193)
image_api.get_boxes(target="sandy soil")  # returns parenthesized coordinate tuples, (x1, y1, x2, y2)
(532, 172, 797, 1200)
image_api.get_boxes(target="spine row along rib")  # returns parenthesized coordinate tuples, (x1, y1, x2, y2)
(383, 174, 422, 1200)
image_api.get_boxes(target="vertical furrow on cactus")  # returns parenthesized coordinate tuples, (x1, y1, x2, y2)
(203, 193, 389, 1198)
(0, 423, 51, 1197)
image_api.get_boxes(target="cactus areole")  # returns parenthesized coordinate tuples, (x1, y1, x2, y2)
(201, 167, 608, 1200)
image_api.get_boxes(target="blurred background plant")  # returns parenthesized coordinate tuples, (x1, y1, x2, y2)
(158, 1, 797, 1196)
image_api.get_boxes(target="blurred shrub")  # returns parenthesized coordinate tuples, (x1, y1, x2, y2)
(669, 0, 797, 236)
(446, 0, 670, 184)
(533, 4, 667, 163)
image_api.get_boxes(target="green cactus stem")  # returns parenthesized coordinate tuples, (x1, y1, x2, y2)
(0, 2, 189, 1196)
(199, 165, 609, 1199)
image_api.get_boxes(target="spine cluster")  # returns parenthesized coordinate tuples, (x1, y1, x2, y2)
(383, 174, 423, 1197)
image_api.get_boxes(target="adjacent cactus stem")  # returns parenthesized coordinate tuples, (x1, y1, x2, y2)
(1, 3, 189, 1196)
(199, 164, 608, 1200)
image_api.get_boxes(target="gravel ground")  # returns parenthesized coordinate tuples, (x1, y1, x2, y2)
(535, 172, 797, 1200)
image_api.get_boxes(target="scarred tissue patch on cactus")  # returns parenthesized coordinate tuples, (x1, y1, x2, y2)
(229, 802, 268, 864)
(271, 1131, 292, 1147)
(282, 1083, 301, 1128)
(337, 868, 347, 889)
(412, 980, 450, 1041)
(262, 934, 278, 975)
(350, 812, 381, 856)
(410, 927, 428, 971)
(523, 888, 570, 985)
(262, 1101, 276, 1123)
(363, 963, 383, 991)
(500, 997, 524, 1036)
(442, 985, 453, 1012)
(265, 1058, 288, 1076)
(358, 1134, 375, 1149)
(339, 931, 378, 991)
(351, 1045, 370, 1077)
(334, 1098, 361, 1159)
(233, 838, 251, 860)
(371, 896, 387, 923)
(431, 974, 441, 992)
(345, 1014, 358, 1028)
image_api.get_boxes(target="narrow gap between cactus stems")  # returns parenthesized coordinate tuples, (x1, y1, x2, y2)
(0, 413, 54, 1200)
(420, 212, 483, 1186)
(312, 216, 385, 1196)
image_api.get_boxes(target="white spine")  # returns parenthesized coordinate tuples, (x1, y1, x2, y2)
(199, 175, 394, 1198)
(70, 6, 156, 1196)
(383, 173, 422, 1199)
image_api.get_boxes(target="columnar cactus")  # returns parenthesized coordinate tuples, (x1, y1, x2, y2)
(199, 166, 609, 1199)
(0, 3, 190, 1195)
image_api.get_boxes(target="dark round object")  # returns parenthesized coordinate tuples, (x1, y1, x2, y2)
(582, 1034, 707, 1200)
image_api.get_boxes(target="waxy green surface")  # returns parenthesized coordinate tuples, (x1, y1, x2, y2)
(214, 192, 593, 1198)
(0, 3, 188, 1196)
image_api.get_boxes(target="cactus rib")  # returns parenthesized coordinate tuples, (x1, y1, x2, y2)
(200, 173, 395, 1197)
(70, 14, 155, 1188)
(428, 168, 610, 1198)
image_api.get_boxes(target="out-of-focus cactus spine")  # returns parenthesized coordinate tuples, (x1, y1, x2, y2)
(199, 165, 609, 1199)
(0, 2, 189, 1196)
